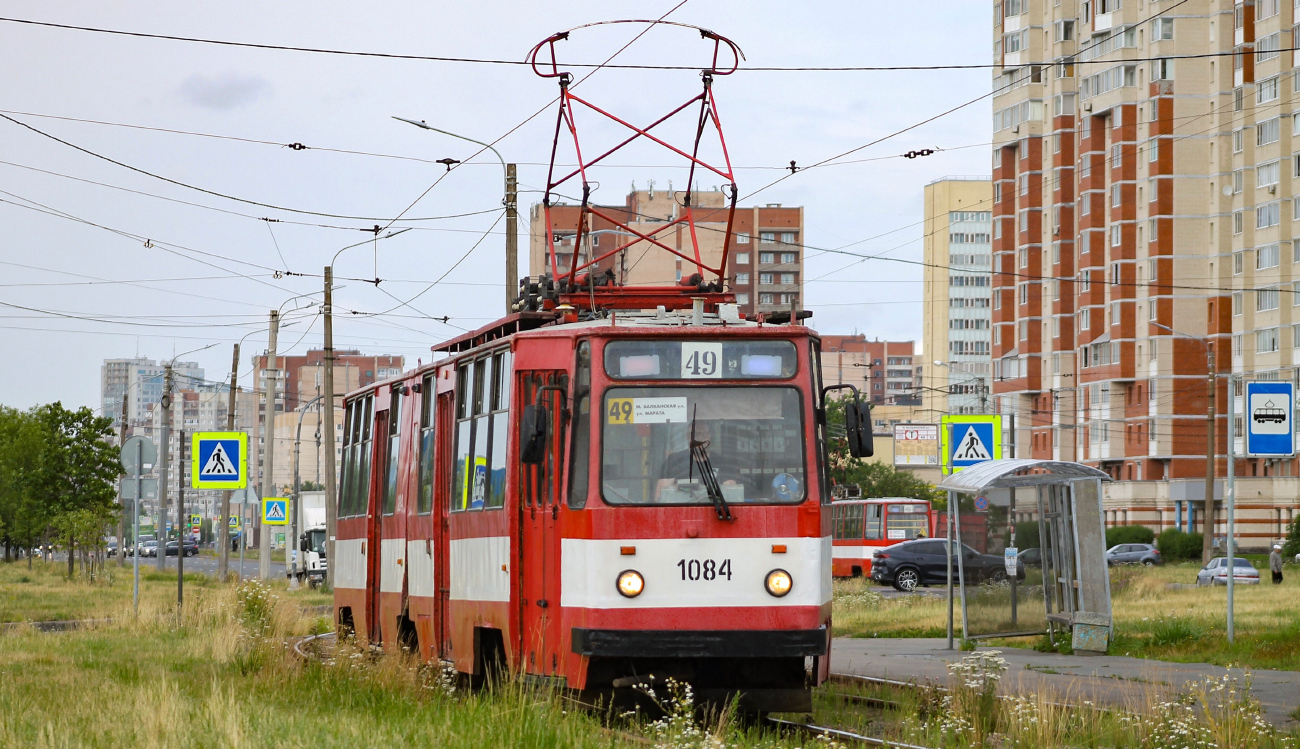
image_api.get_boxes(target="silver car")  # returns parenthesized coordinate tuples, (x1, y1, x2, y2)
(1195, 557, 1260, 586)
(1105, 543, 1162, 566)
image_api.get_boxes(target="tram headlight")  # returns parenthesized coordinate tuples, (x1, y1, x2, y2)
(617, 570, 645, 598)
(765, 569, 793, 598)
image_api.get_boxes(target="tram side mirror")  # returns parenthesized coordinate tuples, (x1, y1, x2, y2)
(845, 401, 874, 459)
(520, 404, 550, 464)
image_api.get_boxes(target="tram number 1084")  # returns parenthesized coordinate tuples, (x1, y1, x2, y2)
(677, 558, 733, 581)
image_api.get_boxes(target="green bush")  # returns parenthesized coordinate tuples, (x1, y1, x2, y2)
(1106, 524, 1156, 548)
(1157, 528, 1204, 561)
(1013, 520, 1042, 549)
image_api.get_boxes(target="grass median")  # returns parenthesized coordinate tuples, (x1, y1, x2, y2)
(833, 561, 1300, 669)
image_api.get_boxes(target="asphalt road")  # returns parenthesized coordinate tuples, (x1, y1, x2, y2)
(111, 553, 285, 578)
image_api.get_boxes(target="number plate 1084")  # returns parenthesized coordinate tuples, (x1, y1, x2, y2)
(676, 558, 732, 581)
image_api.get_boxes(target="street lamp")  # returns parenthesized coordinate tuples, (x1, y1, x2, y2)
(394, 117, 518, 315)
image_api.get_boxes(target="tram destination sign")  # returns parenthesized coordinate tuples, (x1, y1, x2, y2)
(893, 424, 939, 467)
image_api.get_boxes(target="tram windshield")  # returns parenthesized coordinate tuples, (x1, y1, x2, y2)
(600, 386, 806, 505)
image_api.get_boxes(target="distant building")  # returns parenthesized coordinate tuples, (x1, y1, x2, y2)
(818, 335, 922, 407)
(530, 186, 804, 319)
(250, 349, 402, 413)
(100, 357, 203, 431)
(922, 178, 994, 417)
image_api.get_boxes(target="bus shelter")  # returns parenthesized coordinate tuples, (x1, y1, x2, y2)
(936, 459, 1113, 654)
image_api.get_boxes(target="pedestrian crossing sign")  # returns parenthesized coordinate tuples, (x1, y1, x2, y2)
(191, 432, 248, 489)
(262, 498, 289, 526)
(940, 415, 1002, 473)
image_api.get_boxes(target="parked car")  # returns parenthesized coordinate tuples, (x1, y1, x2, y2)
(164, 540, 199, 557)
(1106, 543, 1162, 566)
(1016, 547, 1042, 567)
(139, 540, 159, 558)
(1196, 557, 1260, 586)
(871, 539, 1024, 592)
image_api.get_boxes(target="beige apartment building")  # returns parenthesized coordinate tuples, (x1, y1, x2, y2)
(923, 179, 995, 420)
(991, 0, 1300, 547)
(529, 186, 804, 319)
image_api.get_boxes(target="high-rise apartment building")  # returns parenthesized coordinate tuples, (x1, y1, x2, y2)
(101, 357, 204, 430)
(529, 186, 804, 319)
(923, 179, 995, 418)
(991, 0, 1300, 546)
(819, 335, 923, 406)
(251, 349, 402, 413)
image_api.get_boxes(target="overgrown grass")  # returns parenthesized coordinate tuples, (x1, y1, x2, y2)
(832, 561, 1300, 670)
(0, 558, 329, 623)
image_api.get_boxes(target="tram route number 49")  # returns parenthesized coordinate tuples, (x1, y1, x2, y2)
(677, 558, 733, 581)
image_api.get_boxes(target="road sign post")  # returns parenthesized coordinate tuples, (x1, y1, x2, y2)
(119, 435, 156, 616)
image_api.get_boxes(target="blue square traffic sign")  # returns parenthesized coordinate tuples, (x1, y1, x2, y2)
(1245, 381, 1295, 457)
(950, 422, 996, 468)
(191, 431, 248, 489)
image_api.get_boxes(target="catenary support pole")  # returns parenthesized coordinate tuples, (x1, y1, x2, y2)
(157, 365, 173, 571)
(1203, 346, 1217, 564)
(946, 491, 955, 650)
(1226, 373, 1236, 644)
(323, 266, 337, 590)
(177, 430, 185, 615)
(133, 438, 142, 615)
(260, 310, 280, 581)
(505, 163, 518, 314)
(219, 343, 240, 580)
(117, 396, 129, 567)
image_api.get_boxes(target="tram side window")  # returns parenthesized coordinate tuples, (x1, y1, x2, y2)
(452, 350, 509, 511)
(352, 395, 373, 517)
(835, 503, 864, 540)
(417, 374, 435, 515)
(568, 341, 591, 509)
(382, 390, 401, 516)
(338, 400, 354, 518)
(487, 350, 511, 508)
(865, 503, 883, 540)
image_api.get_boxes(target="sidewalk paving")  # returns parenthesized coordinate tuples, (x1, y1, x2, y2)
(832, 637, 1300, 726)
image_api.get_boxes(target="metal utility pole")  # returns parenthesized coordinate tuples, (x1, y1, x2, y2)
(1225, 372, 1236, 644)
(219, 343, 240, 580)
(260, 310, 280, 581)
(157, 365, 173, 571)
(1203, 346, 1217, 565)
(291, 395, 323, 590)
(506, 163, 518, 313)
(323, 267, 338, 590)
(117, 396, 129, 567)
(177, 430, 186, 613)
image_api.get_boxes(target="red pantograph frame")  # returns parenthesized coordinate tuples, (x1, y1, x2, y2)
(527, 23, 745, 299)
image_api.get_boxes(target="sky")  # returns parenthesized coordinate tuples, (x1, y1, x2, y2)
(0, 1, 993, 411)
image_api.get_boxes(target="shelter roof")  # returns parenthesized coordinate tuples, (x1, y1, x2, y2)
(936, 459, 1111, 493)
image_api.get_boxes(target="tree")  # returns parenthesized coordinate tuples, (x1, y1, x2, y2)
(0, 407, 46, 565)
(823, 397, 943, 506)
(30, 403, 120, 577)
(1282, 516, 1300, 560)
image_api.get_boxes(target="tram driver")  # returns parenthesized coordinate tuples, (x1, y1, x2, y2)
(654, 420, 745, 501)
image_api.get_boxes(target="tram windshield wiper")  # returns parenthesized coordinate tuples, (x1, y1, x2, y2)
(689, 406, 732, 521)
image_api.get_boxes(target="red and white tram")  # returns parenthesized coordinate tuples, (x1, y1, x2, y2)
(830, 498, 936, 578)
(332, 299, 872, 711)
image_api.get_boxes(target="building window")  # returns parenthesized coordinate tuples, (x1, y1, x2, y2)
(1258, 328, 1281, 353)
(1152, 58, 1173, 81)
(735, 292, 749, 304)
(1149, 137, 1159, 162)
(1257, 286, 1281, 311)
(759, 252, 775, 264)
(1259, 0, 1280, 20)
(1258, 243, 1281, 269)
(1258, 75, 1281, 103)
(1257, 38, 1281, 66)
(1235, 88, 1245, 112)
(735, 251, 749, 264)
(780, 272, 796, 285)
(735, 272, 750, 284)
(735, 233, 750, 245)
(759, 273, 774, 285)
(1233, 291, 1244, 316)
(1233, 169, 1244, 194)
(780, 252, 797, 264)
(1234, 129, 1244, 153)
(1258, 118, 1281, 146)
(1234, 251, 1245, 274)
(1111, 224, 1122, 247)
(1154, 17, 1174, 40)
(759, 231, 776, 244)
(780, 232, 796, 245)
(1257, 202, 1281, 229)
(1111, 183, 1122, 207)
(758, 293, 774, 304)
(1080, 310, 1090, 330)
(1258, 161, 1280, 187)
(1081, 192, 1091, 215)
(1234, 211, 1244, 235)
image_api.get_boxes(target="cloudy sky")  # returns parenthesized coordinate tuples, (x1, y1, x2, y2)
(0, 1, 992, 411)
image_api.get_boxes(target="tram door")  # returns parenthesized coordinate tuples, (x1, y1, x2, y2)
(519, 371, 565, 676)
(366, 393, 391, 644)
(377, 388, 407, 647)
(436, 390, 454, 658)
